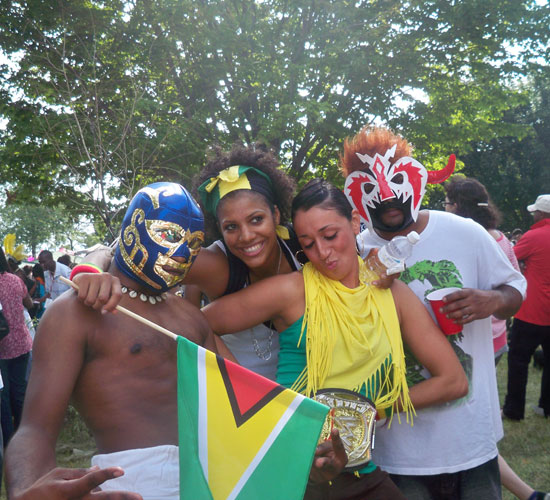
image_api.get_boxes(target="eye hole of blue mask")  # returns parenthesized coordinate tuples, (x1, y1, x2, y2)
(157, 228, 183, 243)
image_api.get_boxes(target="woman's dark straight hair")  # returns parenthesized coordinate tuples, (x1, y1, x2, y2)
(291, 179, 353, 222)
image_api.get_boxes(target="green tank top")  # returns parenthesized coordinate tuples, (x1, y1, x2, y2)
(277, 316, 379, 475)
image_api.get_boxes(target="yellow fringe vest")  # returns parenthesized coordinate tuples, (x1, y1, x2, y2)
(291, 257, 414, 423)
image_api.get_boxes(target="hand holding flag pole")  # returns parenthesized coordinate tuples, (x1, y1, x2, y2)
(60, 276, 178, 341)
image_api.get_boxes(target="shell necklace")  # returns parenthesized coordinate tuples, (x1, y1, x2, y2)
(121, 285, 167, 305)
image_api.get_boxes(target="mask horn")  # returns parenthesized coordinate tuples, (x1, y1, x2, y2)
(427, 154, 456, 184)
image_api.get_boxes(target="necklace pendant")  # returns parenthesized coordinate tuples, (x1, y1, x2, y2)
(129, 290, 138, 299)
(251, 324, 275, 361)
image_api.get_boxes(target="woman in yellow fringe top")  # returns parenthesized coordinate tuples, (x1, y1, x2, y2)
(203, 178, 468, 500)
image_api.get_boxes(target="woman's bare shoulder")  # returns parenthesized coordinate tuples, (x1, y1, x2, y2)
(185, 243, 229, 298)
(389, 279, 422, 322)
(271, 269, 304, 292)
(389, 278, 409, 299)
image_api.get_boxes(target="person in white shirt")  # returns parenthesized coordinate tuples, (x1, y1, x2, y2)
(343, 125, 526, 500)
(37, 250, 71, 302)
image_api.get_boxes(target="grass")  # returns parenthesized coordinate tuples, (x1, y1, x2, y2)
(498, 353, 550, 499)
(1, 353, 548, 499)
(54, 405, 97, 469)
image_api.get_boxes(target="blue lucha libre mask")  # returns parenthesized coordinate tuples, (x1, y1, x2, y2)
(114, 182, 204, 292)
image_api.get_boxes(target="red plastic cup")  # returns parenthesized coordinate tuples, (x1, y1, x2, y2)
(426, 287, 463, 335)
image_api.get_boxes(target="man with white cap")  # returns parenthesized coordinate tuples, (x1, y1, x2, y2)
(503, 194, 550, 420)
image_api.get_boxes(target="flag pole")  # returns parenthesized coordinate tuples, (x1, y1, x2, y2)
(60, 276, 179, 341)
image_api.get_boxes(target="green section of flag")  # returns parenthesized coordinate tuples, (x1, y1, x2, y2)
(177, 336, 213, 500)
(236, 400, 327, 499)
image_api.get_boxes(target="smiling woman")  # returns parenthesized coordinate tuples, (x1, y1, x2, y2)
(186, 145, 301, 379)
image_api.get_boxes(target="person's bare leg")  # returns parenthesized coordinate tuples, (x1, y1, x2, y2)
(499, 454, 534, 500)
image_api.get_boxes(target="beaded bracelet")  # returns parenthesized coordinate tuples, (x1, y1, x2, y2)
(69, 263, 103, 281)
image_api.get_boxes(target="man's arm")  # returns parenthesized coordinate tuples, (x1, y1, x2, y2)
(438, 226, 525, 324)
(5, 295, 90, 498)
(440, 284, 523, 324)
(182, 284, 203, 308)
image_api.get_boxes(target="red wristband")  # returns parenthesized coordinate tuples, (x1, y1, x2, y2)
(69, 263, 103, 281)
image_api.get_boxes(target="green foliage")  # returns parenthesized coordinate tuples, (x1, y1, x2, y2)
(0, 0, 549, 231)
(0, 202, 98, 256)
(460, 70, 550, 231)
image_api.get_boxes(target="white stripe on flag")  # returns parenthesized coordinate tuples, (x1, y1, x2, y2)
(226, 394, 304, 500)
(197, 347, 208, 480)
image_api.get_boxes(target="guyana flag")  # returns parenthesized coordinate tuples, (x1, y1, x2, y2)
(177, 336, 329, 500)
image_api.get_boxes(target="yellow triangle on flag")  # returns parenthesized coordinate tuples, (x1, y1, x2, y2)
(200, 348, 300, 500)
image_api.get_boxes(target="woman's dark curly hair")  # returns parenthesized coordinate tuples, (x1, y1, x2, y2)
(444, 177, 501, 230)
(192, 144, 296, 241)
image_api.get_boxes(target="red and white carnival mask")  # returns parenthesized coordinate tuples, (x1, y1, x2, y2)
(344, 145, 456, 232)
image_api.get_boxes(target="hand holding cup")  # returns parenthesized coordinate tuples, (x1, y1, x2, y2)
(426, 287, 463, 335)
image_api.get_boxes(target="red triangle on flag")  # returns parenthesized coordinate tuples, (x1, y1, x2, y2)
(217, 357, 284, 427)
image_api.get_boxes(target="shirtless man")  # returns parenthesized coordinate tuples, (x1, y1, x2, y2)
(6, 183, 213, 500)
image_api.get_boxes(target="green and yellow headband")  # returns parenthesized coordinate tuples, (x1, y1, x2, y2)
(197, 165, 275, 215)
